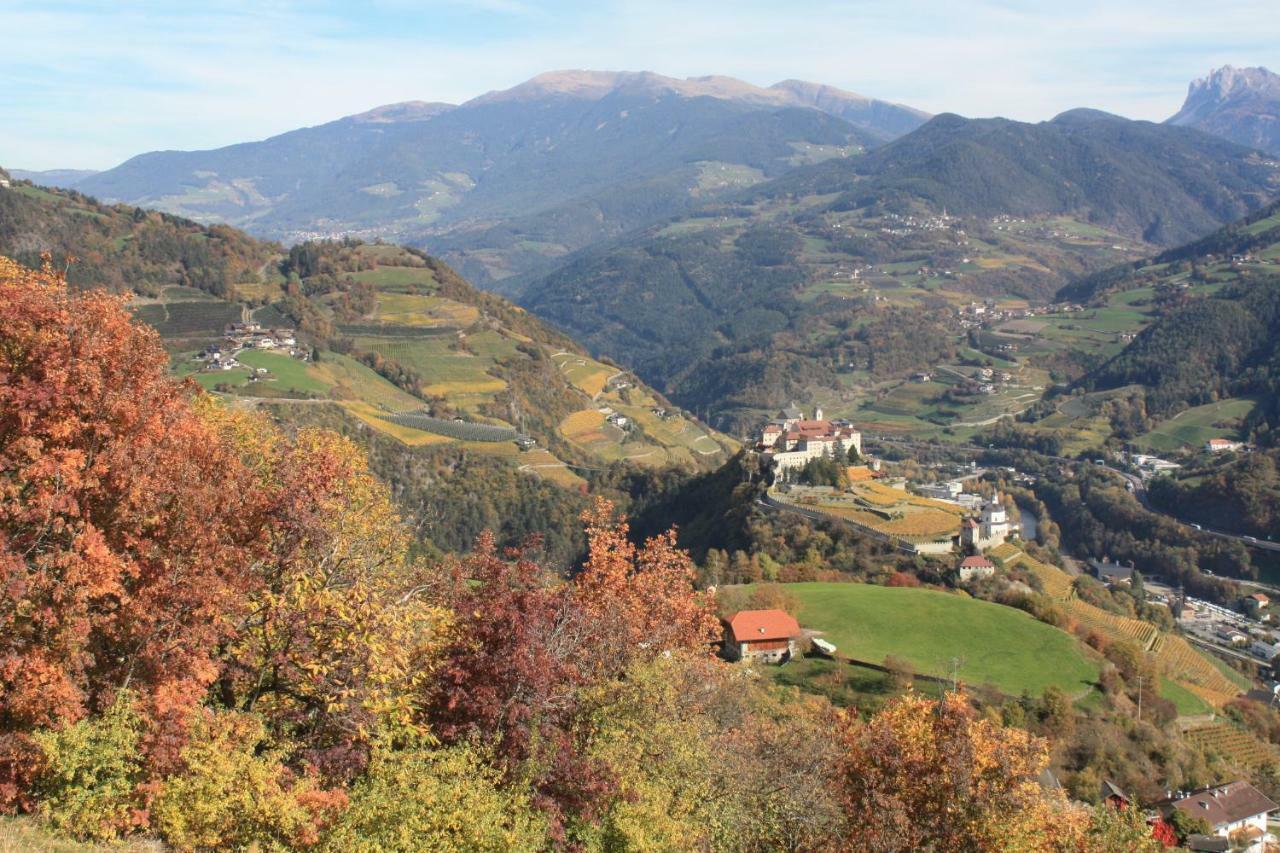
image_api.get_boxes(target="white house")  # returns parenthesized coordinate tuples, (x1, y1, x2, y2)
(1206, 438, 1244, 453)
(1155, 782, 1278, 852)
(956, 555, 996, 583)
(918, 481, 964, 501)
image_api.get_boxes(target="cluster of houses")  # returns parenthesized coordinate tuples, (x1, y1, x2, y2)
(756, 405, 863, 475)
(195, 322, 300, 372)
(956, 298, 1084, 332)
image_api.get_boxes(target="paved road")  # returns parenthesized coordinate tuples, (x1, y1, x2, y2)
(864, 434, 1280, 554)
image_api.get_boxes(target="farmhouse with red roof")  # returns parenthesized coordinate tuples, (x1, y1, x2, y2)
(724, 609, 801, 664)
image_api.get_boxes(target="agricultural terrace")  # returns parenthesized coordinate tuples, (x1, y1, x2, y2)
(1183, 722, 1280, 768)
(995, 547, 1245, 709)
(781, 481, 963, 545)
(755, 583, 1100, 697)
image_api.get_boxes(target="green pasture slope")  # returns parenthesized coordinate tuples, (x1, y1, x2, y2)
(761, 583, 1100, 697)
(1134, 397, 1259, 453)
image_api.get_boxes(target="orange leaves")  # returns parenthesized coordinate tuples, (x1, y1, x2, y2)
(0, 255, 257, 795)
(838, 692, 1071, 852)
(572, 497, 719, 675)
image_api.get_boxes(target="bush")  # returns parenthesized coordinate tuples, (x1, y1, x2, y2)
(324, 739, 546, 852)
(152, 710, 347, 851)
(33, 692, 144, 842)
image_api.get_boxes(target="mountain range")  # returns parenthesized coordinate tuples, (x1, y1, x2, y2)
(1168, 65, 1280, 157)
(517, 108, 1279, 428)
(65, 70, 928, 286)
(11, 66, 1280, 432)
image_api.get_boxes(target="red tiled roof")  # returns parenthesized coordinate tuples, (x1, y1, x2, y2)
(727, 609, 801, 643)
(960, 556, 995, 568)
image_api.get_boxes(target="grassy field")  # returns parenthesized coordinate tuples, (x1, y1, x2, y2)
(1160, 677, 1213, 716)
(756, 582, 1100, 697)
(237, 350, 330, 395)
(1135, 397, 1259, 453)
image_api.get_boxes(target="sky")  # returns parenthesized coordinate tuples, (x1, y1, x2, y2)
(3, 0, 1278, 171)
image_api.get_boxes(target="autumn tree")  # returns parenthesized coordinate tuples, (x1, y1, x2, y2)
(212, 414, 447, 780)
(0, 256, 258, 804)
(423, 499, 719, 840)
(837, 691, 1074, 851)
(571, 497, 720, 677)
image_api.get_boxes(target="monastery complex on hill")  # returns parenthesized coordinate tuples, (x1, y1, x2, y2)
(757, 405, 862, 473)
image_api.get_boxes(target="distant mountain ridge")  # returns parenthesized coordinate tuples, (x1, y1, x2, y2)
(70, 70, 928, 286)
(517, 109, 1279, 427)
(9, 168, 99, 188)
(467, 69, 929, 139)
(750, 108, 1277, 244)
(1167, 65, 1280, 156)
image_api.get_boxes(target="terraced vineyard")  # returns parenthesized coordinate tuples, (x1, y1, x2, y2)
(1183, 722, 1279, 769)
(996, 547, 1245, 709)
(383, 410, 518, 442)
(1068, 599, 1160, 650)
(1152, 635, 1247, 705)
(780, 481, 963, 548)
(134, 300, 244, 336)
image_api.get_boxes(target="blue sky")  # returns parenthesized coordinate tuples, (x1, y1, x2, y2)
(2, 0, 1277, 170)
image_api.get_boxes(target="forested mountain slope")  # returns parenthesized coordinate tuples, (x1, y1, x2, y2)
(520, 111, 1279, 428)
(0, 178, 734, 562)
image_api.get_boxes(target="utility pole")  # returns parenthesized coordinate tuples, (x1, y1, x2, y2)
(949, 656, 965, 693)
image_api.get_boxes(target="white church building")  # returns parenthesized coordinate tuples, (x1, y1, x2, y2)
(961, 496, 1012, 551)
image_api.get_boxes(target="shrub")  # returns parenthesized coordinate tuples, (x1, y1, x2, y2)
(152, 710, 347, 851)
(32, 691, 144, 842)
(324, 739, 546, 852)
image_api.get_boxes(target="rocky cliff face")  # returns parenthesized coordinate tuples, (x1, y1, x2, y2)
(1167, 65, 1280, 156)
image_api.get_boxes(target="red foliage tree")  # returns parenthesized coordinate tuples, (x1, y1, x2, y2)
(0, 257, 257, 806)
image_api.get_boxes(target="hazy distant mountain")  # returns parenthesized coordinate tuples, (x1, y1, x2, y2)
(1167, 65, 1280, 156)
(9, 168, 99, 188)
(72, 70, 928, 284)
(757, 108, 1278, 244)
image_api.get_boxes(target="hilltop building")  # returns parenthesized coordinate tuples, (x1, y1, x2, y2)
(960, 496, 1011, 552)
(723, 610, 801, 664)
(757, 405, 861, 475)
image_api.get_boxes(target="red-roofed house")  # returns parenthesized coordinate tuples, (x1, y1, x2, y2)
(1153, 781, 1278, 851)
(724, 609, 801, 664)
(956, 555, 996, 583)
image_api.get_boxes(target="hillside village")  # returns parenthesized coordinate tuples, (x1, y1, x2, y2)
(194, 321, 303, 373)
